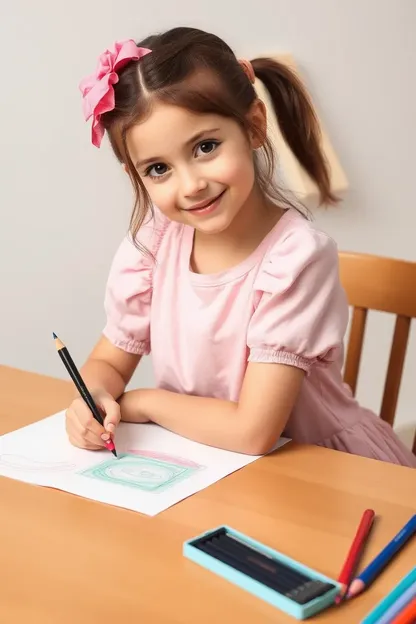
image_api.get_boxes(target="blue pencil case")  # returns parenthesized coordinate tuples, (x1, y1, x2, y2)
(183, 525, 341, 620)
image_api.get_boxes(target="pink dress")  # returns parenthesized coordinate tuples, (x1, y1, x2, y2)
(103, 208, 416, 467)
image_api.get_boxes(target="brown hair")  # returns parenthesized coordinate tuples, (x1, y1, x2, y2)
(100, 27, 337, 246)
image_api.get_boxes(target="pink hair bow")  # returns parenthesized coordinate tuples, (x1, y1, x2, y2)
(79, 39, 151, 147)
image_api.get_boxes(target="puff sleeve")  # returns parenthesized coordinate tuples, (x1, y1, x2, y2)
(247, 227, 349, 373)
(103, 211, 168, 355)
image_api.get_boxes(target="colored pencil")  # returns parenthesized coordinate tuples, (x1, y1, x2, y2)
(390, 596, 416, 624)
(375, 581, 416, 624)
(220, 534, 310, 584)
(360, 567, 416, 624)
(53, 333, 118, 458)
(197, 537, 333, 604)
(335, 508, 375, 603)
(348, 515, 416, 598)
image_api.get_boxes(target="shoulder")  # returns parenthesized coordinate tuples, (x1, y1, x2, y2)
(129, 207, 173, 259)
(248, 210, 348, 366)
(255, 209, 339, 294)
(110, 207, 174, 269)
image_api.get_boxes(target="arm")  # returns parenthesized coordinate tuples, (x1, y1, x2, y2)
(65, 335, 142, 450)
(118, 227, 344, 453)
(88, 215, 164, 401)
(77, 335, 141, 400)
(121, 362, 304, 454)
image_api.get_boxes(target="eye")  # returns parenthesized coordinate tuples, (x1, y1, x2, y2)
(195, 140, 220, 157)
(144, 163, 169, 178)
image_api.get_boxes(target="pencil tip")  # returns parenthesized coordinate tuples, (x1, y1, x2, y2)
(112, 449, 118, 459)
(52, 332, 57, 339)
(346, 580, 363, 599)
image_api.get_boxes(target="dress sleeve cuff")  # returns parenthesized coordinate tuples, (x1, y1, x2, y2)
(103, 327, 150, 355)
(248, 347, 313, 373)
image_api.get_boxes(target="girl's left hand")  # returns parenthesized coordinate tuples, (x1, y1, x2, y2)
(118, 390, 150, 424)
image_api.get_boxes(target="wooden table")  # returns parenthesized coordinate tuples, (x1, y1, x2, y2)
(1, 366, 415, 624)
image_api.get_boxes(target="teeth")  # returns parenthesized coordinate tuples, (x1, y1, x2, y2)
(195, 195, 220, 210)
(187, 192, 223, 212)
(195, 199, 214, 210)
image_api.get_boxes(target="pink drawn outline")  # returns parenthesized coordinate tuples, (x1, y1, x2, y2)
(126, 449, 203, 468)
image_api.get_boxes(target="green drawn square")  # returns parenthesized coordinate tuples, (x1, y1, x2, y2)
(78, 453, 199, 492)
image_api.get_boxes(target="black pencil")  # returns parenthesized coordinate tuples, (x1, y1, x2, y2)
(196, 539, 333, 604)
(213, 535, 307, 591)
(219, 533, 309, 585)
(194, 530, 335, 605)
(197, 540, 284, 593)
(52, 333, 118, 458)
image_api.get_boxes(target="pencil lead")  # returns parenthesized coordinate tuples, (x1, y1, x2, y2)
(52, 332, 57, 339)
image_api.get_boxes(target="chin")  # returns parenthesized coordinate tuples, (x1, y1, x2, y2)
(191, 213, 236, 235)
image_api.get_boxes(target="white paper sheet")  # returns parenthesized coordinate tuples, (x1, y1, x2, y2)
(0, 412, 290, 516)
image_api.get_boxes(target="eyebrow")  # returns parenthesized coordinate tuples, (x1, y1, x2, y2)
(135, 128, 221, 169)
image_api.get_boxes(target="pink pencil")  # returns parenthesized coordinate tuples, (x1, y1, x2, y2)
(335, 509, 375, 603)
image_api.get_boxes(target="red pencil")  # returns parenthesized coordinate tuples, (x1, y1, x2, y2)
(335, 509, 375, 604)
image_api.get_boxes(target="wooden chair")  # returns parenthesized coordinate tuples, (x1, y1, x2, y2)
(338, 251, 416, 455)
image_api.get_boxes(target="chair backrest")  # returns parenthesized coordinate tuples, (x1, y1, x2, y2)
(338, 251, 416, 454)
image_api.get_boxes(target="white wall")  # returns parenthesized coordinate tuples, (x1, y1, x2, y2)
(1, 1, 415, 443)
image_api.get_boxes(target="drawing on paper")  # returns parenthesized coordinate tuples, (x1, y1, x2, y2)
(78, 450, 204, 492)
(0, 454, 76, 472)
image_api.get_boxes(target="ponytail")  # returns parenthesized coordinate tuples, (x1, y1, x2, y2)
(251, 57, 338, 206)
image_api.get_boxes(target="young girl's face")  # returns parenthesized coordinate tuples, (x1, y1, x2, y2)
(127, 101, 263, 235)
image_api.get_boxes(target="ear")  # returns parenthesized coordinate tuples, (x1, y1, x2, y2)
(122, 163, 129, 175)
(247, 98, 267, 149)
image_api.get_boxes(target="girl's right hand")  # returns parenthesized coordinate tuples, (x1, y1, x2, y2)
(65, 389, 121, 450)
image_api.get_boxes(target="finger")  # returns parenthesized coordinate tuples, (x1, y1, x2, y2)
(66, 410, 105, 447)
(67, 398, 105, 437)
(65, 410, 81, 439)
(101, 398, 121, 437)
(71, 399, 106, 438)
(76, 440, 103, 451)
(67, 424, 103, 450)
(84, 428, 106, 447)
(68, 434, 103, 451)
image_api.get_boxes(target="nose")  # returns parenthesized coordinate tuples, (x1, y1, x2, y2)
(178, 167, 208, 198)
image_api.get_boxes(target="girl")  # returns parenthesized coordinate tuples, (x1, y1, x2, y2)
(66, 27, 415, 467)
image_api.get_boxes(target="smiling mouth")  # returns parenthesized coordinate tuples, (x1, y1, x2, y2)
(185, 191, 225, 212)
